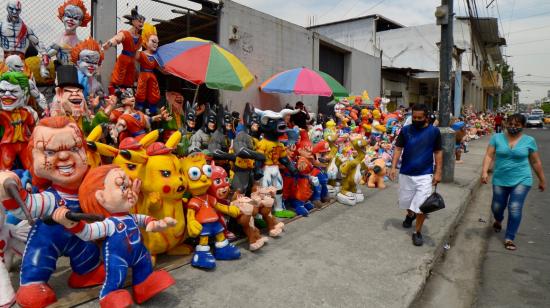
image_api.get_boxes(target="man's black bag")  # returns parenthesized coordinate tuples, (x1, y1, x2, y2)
(419, 185, 445, 214)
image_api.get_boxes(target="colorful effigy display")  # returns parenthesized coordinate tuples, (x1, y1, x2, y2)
(0, 2, 496, 307)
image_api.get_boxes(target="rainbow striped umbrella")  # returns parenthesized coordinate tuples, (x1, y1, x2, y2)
(155, 37, 254, 91)
(260, 67, 348, 97)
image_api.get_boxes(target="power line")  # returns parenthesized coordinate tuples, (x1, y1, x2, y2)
(508, 24, 550, 34)
(352, 0, 387, 19)
(338, 0, 363, 20)
(317, 0, 346, 23)
(507, 38, 550, 46)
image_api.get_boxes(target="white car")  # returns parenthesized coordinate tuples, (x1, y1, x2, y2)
(526, 115, 543, 128)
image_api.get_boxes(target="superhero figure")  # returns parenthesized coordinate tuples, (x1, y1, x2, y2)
(0, 71, 37, 170)
(182, 152, 241, 269)
(54, 165, 176, 308)
(188, 104, 217, 153)
(136, 23, 160, 113)
(102, 6, 144, 91)
(208, 105, 238, 166)
(232, 103, 266, 196)
(0, 117, 105, 308)
(254, 108, 299, 219)
(0, 0, 49, 78)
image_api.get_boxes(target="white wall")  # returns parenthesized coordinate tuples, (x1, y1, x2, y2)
(218, 0, 381, 115)
(312, 18, 378, 56)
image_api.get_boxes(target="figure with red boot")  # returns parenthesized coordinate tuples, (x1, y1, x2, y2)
(0, 117, 105, 308)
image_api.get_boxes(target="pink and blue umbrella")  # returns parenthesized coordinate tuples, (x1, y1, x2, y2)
(260, 67, 348, 97)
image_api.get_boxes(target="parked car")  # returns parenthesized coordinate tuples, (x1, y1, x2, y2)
(526, 115, 543, 128)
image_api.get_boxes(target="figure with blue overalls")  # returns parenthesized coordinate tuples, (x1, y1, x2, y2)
(0, 117, 105, 308)
(53, 165, 176, 308)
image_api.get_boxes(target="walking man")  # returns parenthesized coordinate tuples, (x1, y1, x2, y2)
(389, 104, 442, 246)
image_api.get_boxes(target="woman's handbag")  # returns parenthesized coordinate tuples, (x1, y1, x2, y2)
(419, 185, 446, 214)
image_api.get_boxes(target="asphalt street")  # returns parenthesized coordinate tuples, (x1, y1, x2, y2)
(476, 127, 550, 307)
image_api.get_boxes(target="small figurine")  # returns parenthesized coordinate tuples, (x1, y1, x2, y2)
(371, 109, 386, 137)
(136, 23, 161, 113)
(53, 165, 176, 307)
(336, 134, 367, 206)
(367, 158, 387, 189)
(0, 117, 105, 308)
(0, 0, 49, 78)
(103, 6, 145, 91)
(182, 152, 241, 269)
(47, 0, 91, 66)
(0, 71, 37, 170)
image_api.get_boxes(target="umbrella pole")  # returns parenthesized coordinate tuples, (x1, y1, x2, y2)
(192, 85, 200, 104)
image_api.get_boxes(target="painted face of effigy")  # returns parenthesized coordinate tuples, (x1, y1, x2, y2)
(0, 80, 27, 111)
(77, 49, 100, 77)
(6, 0, 21, 21)
(63, 5, 84, 32)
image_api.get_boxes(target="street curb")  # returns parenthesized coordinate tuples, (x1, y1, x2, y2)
(408, 168, 484, 307)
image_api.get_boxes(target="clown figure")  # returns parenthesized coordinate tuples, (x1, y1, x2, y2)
(46, 0, 91, 66)
(70, 38, 104, 101)
(0, 71, 37, 170)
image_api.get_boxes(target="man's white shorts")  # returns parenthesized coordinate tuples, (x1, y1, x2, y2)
(398, 174, 433, 213)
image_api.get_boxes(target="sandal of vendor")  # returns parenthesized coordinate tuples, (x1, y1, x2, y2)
(504, 240, 517, 251)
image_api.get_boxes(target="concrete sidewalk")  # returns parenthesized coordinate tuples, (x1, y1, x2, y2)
(80, 137, 489, 308)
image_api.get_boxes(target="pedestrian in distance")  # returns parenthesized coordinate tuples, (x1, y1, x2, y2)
(481, 113, 546, 251)
(389, 104, 443, 246)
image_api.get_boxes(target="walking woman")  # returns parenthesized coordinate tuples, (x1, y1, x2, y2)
(481, 114, 546, 251)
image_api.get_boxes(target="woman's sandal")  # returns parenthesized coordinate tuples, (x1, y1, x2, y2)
(504, 240, 517, 251)
(493, 221, 502, 233)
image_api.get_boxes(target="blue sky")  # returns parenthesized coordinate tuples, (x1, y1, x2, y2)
(232, 0, 550, 104)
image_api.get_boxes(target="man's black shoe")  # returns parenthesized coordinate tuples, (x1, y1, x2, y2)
(402, 213, 417, 228)
(412, 232, 424, 246)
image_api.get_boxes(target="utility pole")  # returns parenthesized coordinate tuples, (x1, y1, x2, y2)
(435, 0, 455, 183)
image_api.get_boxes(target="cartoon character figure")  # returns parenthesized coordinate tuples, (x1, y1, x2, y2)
(311, 140, 332, 204)
(324, 119, 343, 197)
(367, 158, 386, 189)
(289, 130, 316, 215)
(69, 37, 104, 102)
(0, 117, 105, 308)
(0, 0, 49, 78)
(46, 0, 91, 66)
(232, 103, 266, 196)
(136, 23, 160, 113)
(53, 165, 176, 307)
(182, 152, 241, 269)
(0, 207, 30, 308)
(254, 108, 299, 219)
(49, 65, 96, 134)
(309, 124, 324, 144)
(336, 134, 367, 206)
(109, 88, 170, 144)
(208, 105, 237, 163)
(3, 55, 47, 113)
(371, 109, 386, 137)
(102, 6, 144, 91)
(188, 104, 218, 153)
(136, 132, 190, 262)
(0, 71, 37, 170)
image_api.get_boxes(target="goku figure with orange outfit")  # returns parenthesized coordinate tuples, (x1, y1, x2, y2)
(136, 23, 160, 113)
(102, 6, 144, 92)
